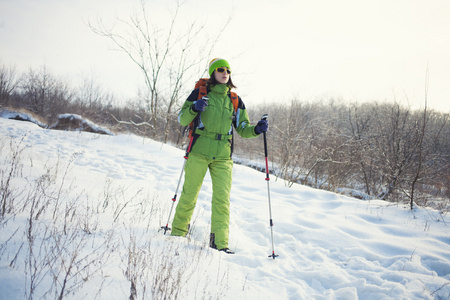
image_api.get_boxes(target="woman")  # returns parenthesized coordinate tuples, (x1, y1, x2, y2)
(171, 58, 268, 254)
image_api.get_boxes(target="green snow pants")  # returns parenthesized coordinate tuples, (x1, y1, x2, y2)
(171, 152, 233, 249)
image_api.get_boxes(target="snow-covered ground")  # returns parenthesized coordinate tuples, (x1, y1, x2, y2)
(0, 117, 449, 299)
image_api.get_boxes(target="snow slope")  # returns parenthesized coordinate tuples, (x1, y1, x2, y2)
(0, 117, 449, 299)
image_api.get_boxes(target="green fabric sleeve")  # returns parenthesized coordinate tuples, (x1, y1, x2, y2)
(235, 106, 259, 139)
(178, 101, 198, 127)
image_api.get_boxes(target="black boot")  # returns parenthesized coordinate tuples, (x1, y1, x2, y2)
(209, 233, 217, 249)
(210, 233, 234, 254)
(218, 248, 235, 254)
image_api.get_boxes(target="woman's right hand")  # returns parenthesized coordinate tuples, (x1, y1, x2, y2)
(194, 97, 209, 112)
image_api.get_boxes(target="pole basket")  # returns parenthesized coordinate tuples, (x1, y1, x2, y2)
(160, 225, 171, 234)
(268, 252, 279, 259)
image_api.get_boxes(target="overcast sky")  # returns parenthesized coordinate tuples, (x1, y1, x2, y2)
(1, 0, 449, 112)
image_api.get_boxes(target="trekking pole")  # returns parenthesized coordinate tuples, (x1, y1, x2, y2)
(261, 114, 278, 259)
(161, 130, 195, 234)
(160, 97, 207, 234)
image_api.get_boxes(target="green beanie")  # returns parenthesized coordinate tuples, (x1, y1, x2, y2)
(208, 58, 231, 77)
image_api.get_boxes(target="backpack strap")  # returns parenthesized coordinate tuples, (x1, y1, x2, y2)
(228, 91, 239, 126)
(228, 91, 239, 158)
(229, 92, 239, 112)
(194, 78, 209, 90)
(198, 85, 208, 100)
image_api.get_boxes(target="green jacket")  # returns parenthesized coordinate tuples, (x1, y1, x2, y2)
(178, 84, 259, 159)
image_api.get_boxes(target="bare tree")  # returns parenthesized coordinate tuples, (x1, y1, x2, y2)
(407, 69, 430, 210)
(74, 73, 115, 124)
(89, 0, 230, 141)
(20, 66, 73, 121)
(0, 62, 21, 106)
(271, 100, 311, 186)
(347, 103, 377, 197)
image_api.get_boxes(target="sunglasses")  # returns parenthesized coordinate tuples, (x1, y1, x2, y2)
(215, 67, 231, 74)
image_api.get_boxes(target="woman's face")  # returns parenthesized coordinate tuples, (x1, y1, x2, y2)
(214, 67, 230, 84)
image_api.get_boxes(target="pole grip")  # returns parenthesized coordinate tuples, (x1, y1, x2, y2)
(261, 114, 269, 170)
(263, 131, 268, 158)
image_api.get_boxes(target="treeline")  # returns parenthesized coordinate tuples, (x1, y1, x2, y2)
(1, 62, 449, 210)
(0, 63, 180, 139)
(243, 99, 449, 210)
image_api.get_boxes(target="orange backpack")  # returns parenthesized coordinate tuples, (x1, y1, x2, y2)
(187, 78, 239, 138)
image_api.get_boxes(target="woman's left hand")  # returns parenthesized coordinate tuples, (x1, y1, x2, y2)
(255, 119, 268, 134)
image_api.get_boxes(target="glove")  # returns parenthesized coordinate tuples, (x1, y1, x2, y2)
(254, 119, 268, 134)
(193, 97, 208, 112)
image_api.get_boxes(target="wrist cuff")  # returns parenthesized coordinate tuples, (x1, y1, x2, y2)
(191, 104, 199, 113)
